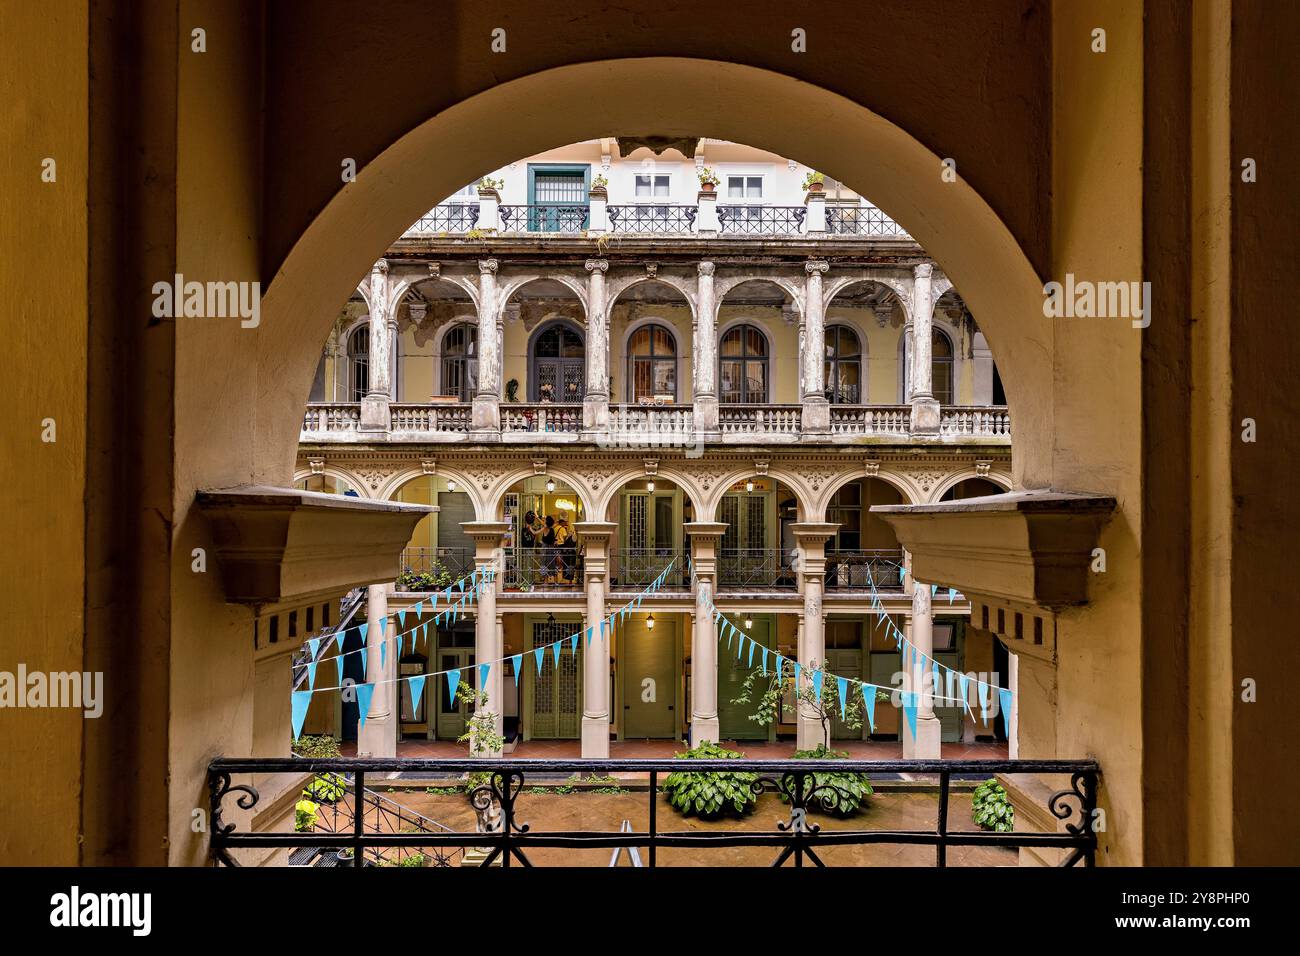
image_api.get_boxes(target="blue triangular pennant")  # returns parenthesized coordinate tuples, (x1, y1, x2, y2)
(569, 633, 579, 654)
(380, 641, 387, 670)
(837, 677, 848, 720)
(355, 683, 375, 730)
(446, 668, 461, 701)
(776, 654, 786, 686)
(358, 622, 369, 643)
(533, 646, 545, 675)
(305, 637, 320, 660)
(999, 688, 1013, 736)
(811, 669, 823, 701)
(978, 682, 991, 724)
(306, 662, 318, 690)
(409, 675, 427, 716)
(760, 647, 769, 675)
(947, 587, 957, 604)
(903, 691, 918, 740)
(586, 626, 594, 647)
(479, 661, 490, 689)
(379, 616, 388, 635)
(748, 640, 756, 667)
(861, 684, 876, 732)
(291, 690, 312, 740)
(510, 654, 522, 686)
(398, 611, 406, 630)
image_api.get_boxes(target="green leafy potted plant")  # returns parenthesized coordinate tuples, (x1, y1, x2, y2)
(802, 170, 826, 193)
(294, 797, 319, 833)
(663, 741, 758, 818)
(477, 175, 503, 194)
(785, 743, 872, 816)
(590, 173, 608, 196)
(972, 777, 1015, 832)
(697, 167, 720, 192)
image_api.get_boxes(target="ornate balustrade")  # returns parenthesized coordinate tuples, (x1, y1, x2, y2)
(607, 204, 697, 234)
(499, 204, 589, 233)
(940, 406, 1012, 438)
(826, 204, 912, 238)
(406, 203, 480, 234)
(502, 403, 584, 434)
(300, 401, 1011, 445)
(717, 205, 807, 235)
(718, 404, 803, 439)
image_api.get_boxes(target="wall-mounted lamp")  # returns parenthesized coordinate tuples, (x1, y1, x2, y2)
(446, 478, 457, 492)
(646, 613, 656, 630)
(745, 478, 755, 493)
(545, 477, 556, 493)
(646, 479, 656, 493)
(744, 615, 753, 630)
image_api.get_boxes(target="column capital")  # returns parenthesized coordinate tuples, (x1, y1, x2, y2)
(684, 521, 728, 541)
(459, 520, 511, 556)
(789, 521, 839, 545)
(478, 258, 499, 275)
(585, 258, 609, 273)
(372, 258, 389, 276)
(805, 259, 830, 276)
(697, 261, 715, 277)
(913, 261, 933, 279)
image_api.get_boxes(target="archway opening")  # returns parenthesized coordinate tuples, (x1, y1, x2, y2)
(501, 474, 585, 591)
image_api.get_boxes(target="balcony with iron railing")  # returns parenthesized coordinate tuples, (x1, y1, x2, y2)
(608, 547, 692, 591)
(504, 548, 584, 592)
(824, 550, 907, 592)
(717, 548, 798, 590)
(210, 756, 1101, 868)
(300, 401, 1011, 446)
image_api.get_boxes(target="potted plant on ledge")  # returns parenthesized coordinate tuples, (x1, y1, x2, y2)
(697, 167, 720, 192)
(802, 171, 826, 193)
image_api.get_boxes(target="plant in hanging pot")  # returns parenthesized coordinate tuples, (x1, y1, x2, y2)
(697, 167, 721, 192)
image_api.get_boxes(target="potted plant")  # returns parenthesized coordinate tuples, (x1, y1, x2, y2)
(802, 171, 826, 193)
(697, 167, 720, 192)
(477, 175, 503, 197)
(590, 173, 609, 196)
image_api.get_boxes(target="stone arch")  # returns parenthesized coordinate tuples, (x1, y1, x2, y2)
(930, 470, 1012, 504)
(497, 273, 590, 320)
(823, 273, 912, 319)
(813, 468, 919, 520)
(479, 464, 595, 521)
(291, 465, 367, 496)
(697, 465, 819, 523)
(257, 58, 1053, 490)
(592, 464, 710, 521)
(605, 273, 698, 316)
(373, 464, 484, 514)
(715, 274, 804, 314)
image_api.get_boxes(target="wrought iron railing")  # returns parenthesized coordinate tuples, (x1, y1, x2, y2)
(210, 757, 1100, 868)
(407, 203, 480, 235)
(608, 547, 691, 590)
(717, 205, 807, 235)
(826, 205, 911, 238)
(291, 589, 365, 691)
(504, 548, 584, 591)
(607, 204, 698, 234)
(396, 547, 474, 590)
(824, 550, 906, 590)
(718, 548, 798, 589)
(499, 204, 589, 233)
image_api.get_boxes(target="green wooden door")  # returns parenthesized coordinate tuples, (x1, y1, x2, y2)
(619, 490, 684, 587)
(825, 648, 864, 741)
(718, 617, 774, 740)
(434, 648, 471, 740)
(527, 165, 590, 232)
(622, 618, 676, 738)
(527, 619, 581, 739)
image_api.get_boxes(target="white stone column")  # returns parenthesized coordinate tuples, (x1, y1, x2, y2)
(801, 260, 830, 436)
(909, 262, 940, 433)
(792, 523, 837, 749)
(903, 580, 942, 758)
(472, 259, 501, 436)
(583, 259, 611, 437)
(575, 521, 617, 757)
(693, 262, 719, 437)
(686, 522, 727, 745)
(357, 583, 396, 757)
(360, 259, 393, 432)
(1007, 651, 1020, 759)
(972, 331, 995, 405)
(462, 521, 510, 756)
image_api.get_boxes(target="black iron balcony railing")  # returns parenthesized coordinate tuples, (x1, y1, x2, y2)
(607, 204, 698, 234)
(608, 547, 691, 590)
(409, 203, 480, 234)
(824, 550, 906, 591)
(717, 205, 807, 235)
(499, 204, 589, 233)
(396, 547, 474, 592)
(718, 548, 798, 589)
(300, 776, 465, 868)
(826, 205, 911, 238)
(504, 548, 584, 591)
(209, 757, 1100, 868)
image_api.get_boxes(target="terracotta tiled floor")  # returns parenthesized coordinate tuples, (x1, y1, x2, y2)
(341, 737, 1008, 760)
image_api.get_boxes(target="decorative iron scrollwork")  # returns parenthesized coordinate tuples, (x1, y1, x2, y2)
(208, 771, 260, 867)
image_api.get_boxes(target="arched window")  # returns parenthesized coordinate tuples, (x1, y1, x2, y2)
(627, 323, 677, 402)
(823, 325, 862, 404)
(932, 329, 954, 404)
(719, 324, 769, 403)
(440, 323, 478, 401)
(347, 325, 370, 402)
(530, 321, 585, 402)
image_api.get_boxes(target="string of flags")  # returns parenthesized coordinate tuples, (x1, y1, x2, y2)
(702, 562, 1011, 742)
(290, 559, 679, 739)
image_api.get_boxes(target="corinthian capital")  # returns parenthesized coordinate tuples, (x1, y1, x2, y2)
(585, 258, 609, 273)
(479, 258, 499, 275)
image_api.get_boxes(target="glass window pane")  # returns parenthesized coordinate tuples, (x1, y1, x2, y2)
(651, 325, 673, 354)
(654, 175, 670, 197)
(727, 177, 744, 198)
(933, 330, 952, 357)
(635, 175, 651, 196)
(652, 360, 675, 397)
(630, 327, 650, 354)
(747, 176, 762, 196)
(746, 326, 766, 355)
(720, 328, 743, 356)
